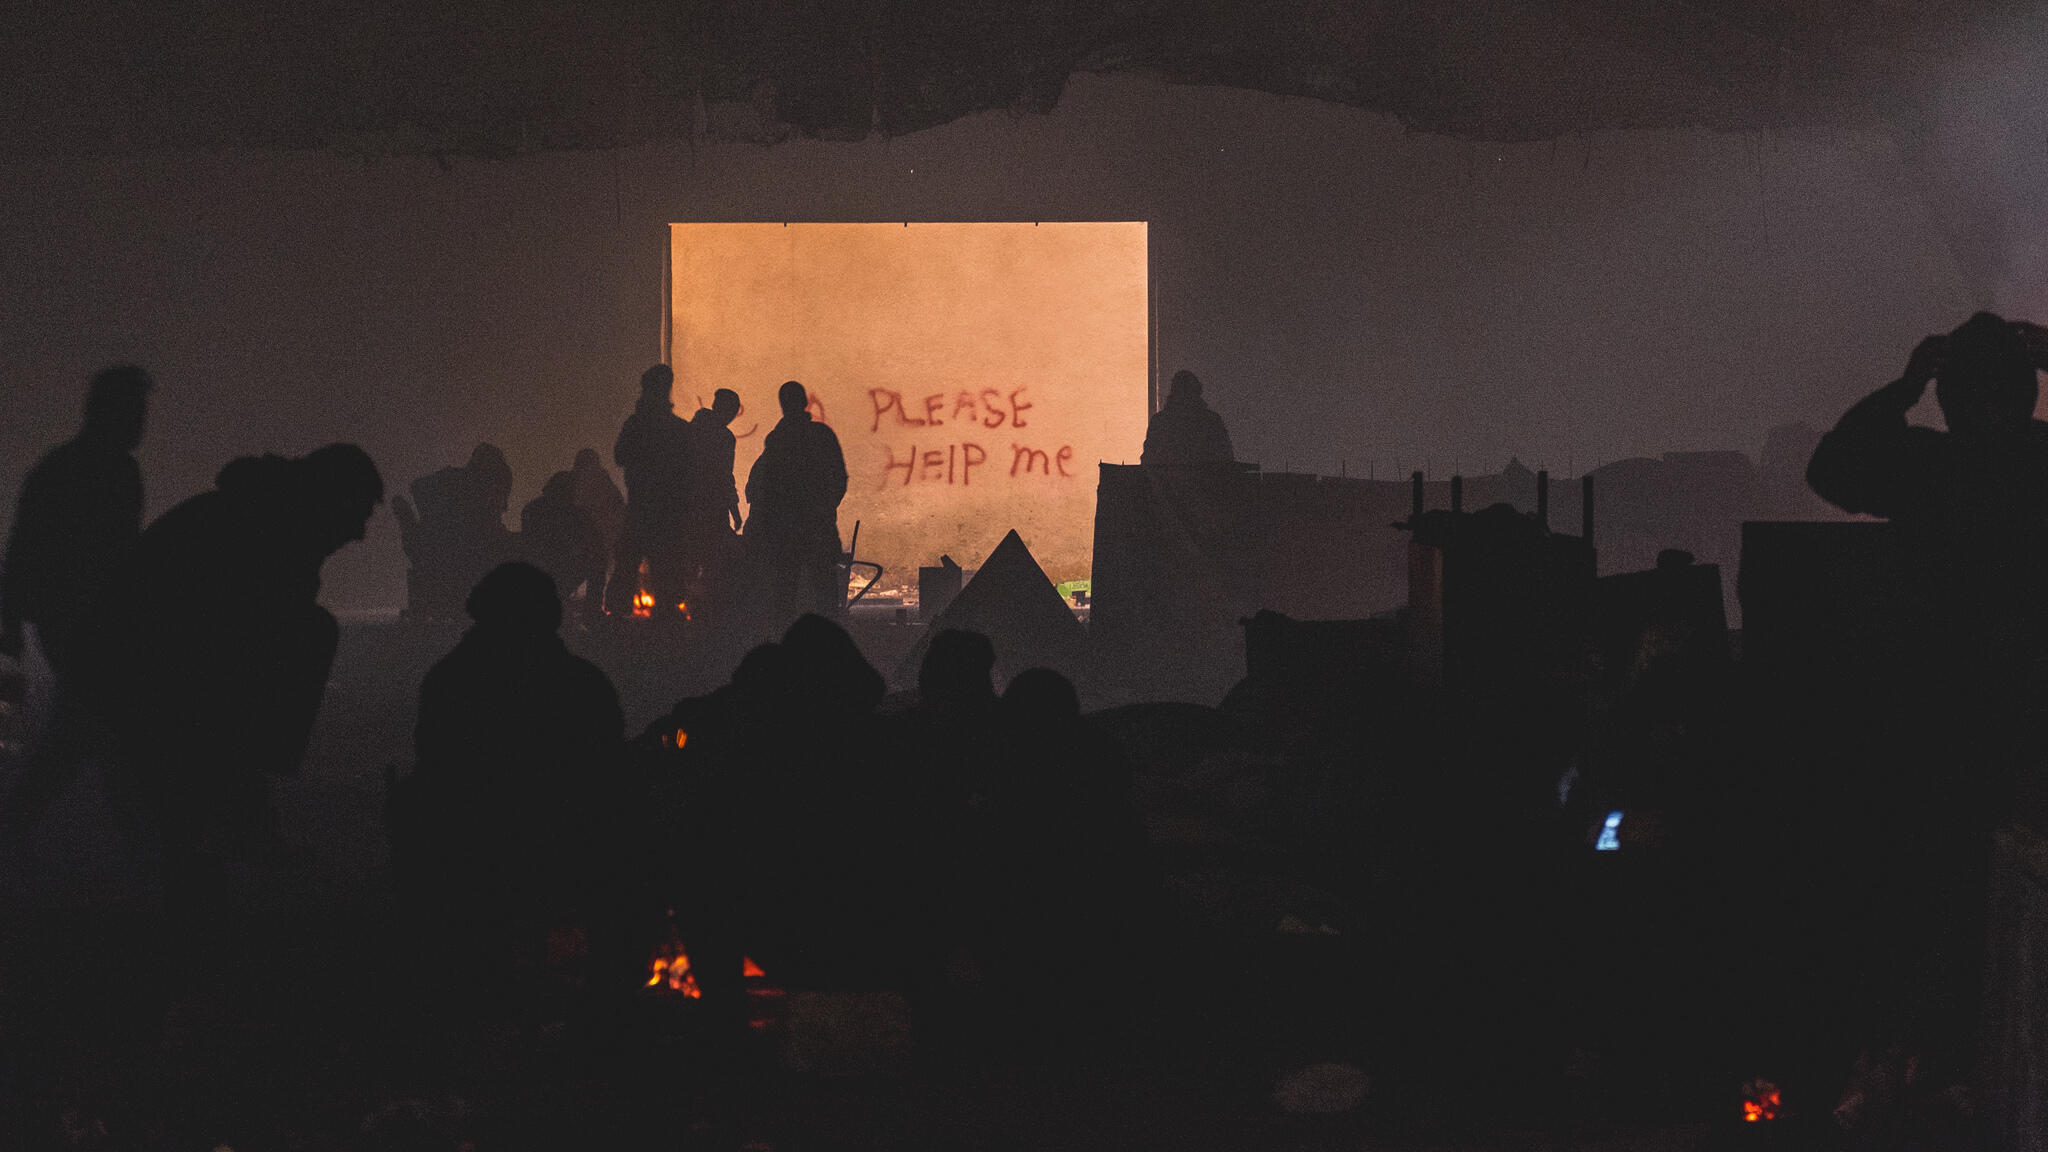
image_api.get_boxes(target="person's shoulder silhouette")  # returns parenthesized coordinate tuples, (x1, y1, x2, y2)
(416, 562, 623, 786)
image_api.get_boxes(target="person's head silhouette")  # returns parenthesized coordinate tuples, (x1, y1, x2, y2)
(920, 629, 996, 710)
(712, 388, 742, 426)
(467, 443, 512, 508)
(573, 447, 605, 473)
(1002, 667, 1081, 724)
(779, 380, 809, 417)
(641, 364, 675, 407)
(83, 364, 153, 452)
(466, 562, 562, 635)
(301, 443, 384, 554)
(1168, 370, 1203, 404)
(782, 613, 885, 714)
(1937, 312, 2038, 436)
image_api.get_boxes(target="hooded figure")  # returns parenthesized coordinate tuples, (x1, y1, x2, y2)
(520, 469, 607, 622)
(1141, 370, 1235, 467)
(394, 443, 516, 623)
(394, 562, 624, 958)
(77, 444, 382, 922)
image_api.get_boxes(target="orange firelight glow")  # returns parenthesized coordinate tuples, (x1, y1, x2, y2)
(672, 728, 688, 750)
(646, 910, 771, 999)
(1741, 1081, 1782, 1122)
(666, 222, 1150, 587)
(646, 951, 702, 997)
(631, 590, 655, 618)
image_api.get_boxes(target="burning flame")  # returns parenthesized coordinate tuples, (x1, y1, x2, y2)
(647, 950, 702, 997)
(645, 912, 770, 1000)
(632, 589, 656, 618)
(1741, 1080, 1782, 1122)
(673, 728, 688, 750)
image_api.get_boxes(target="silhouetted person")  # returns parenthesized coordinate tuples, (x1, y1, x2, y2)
(744, 381, 847, 626)
(394, 443, 516, 622)
(683, 388, 745, 611)
(1141, 369, 1235, 467)
(990, 669, 1147, 1024)
(0, 366, 151, 828)
(651, 616, 901, 1014)
(1805, 311, 2048, 1091)
(520, 470, 606, 626)
(570, 447, 626, 594)
(901, 629, 1002, 955)
(391, 563, 625, 992)
(76, 444, 382, 941)
(610, 365, 695, 615)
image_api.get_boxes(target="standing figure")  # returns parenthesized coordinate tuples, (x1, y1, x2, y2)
(0, 365, 152, 827)
(744, 381, 847, 628)
(1805, 311, 2048, 1100)
(519, 470, 607, 626)
(570, 448, 626, 598)
(394, 443, 516, 622)
(684, 388, 745, 613)
(610, 365, 694, 616)
(75, 444, 382, 933)
(1140, 370, 1235, 467)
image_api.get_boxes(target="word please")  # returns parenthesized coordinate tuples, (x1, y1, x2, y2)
(869, 387, 1032, 432)
(879, 442, 1075, 487)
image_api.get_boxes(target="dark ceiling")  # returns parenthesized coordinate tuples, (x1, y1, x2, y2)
(0, 0, 2018, 155)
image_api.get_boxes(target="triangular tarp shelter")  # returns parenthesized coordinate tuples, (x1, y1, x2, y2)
(895, 529, 1088, 690)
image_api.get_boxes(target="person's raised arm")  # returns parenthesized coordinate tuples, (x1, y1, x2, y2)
(1806, 335, 1946, 516)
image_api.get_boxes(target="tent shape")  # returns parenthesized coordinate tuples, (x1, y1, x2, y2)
(895, 529, 1089, 690)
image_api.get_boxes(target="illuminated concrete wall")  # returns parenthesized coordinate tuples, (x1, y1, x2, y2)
(666, 222, 1149, 585)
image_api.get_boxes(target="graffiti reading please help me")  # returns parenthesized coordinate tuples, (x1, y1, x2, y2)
(868, 385, 1074, 488)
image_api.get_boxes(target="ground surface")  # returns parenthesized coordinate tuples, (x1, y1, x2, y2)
(0, 622, 1916, 1150)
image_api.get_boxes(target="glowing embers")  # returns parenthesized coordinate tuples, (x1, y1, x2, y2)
(1741, 1078, 1783, 1122)
(646, 932, 702, 997)
(645, 911, 779, 1030)
(632, 589, 657, 619)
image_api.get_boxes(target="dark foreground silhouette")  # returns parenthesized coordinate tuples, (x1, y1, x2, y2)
(1, 366, 152, 829)
(73, 444, 382, 949)
(1805, 310, 2048, 1100)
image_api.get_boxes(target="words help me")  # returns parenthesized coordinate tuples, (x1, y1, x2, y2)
(868, 386, 1074, 488)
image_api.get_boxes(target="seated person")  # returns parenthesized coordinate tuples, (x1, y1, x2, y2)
(390, 563, 624, 974)
(1141, 370, 1235, 467)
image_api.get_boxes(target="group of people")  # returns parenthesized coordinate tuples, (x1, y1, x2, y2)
(0, 357, 1137, 1025)
(394, 368, 849, 631)
(2, 366, 382, 936)
(387, 572, 1150, 1035)
(8, 314, 2048, 1104)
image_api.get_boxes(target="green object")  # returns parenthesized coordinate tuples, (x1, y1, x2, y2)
(1055, 580, 1092, 600)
